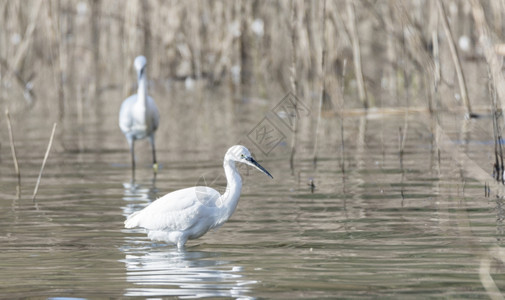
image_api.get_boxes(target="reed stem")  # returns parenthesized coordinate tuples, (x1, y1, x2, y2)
(289, 0, 298, 175)
(5, 109, 21, 196)
(312, 0, 327, 167)
(437, 0, 472, 116)
(32, 123, 57, 201)
(346, 0, 368, 108)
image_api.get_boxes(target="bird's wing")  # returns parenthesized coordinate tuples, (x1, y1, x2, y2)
(147, 96, 159, 131)
(125, 186, 220, 231)
(119, 95, 136, 133)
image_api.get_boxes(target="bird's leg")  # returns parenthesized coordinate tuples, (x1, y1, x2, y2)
(150, 135, 158, 173)
(129, 139, 136, 183)
(177, 237, 187, 250)
(151, 170, 157, 187)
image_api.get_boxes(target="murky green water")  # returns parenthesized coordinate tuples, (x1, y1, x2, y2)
(1, 88, 504, 298)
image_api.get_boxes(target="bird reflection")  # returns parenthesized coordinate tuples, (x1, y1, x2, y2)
(120, 246, 256, 298)
(122, 175, 159, 217)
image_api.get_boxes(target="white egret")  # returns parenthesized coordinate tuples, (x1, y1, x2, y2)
(124, 145, 273, 249)
(119, 55, 160, 181)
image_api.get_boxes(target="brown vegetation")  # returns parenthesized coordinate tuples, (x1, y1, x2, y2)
(1, 0, 504, 115)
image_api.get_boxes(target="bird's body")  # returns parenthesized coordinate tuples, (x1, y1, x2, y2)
(124, 145, 273, 249)
(125, 186, 227, 244)
(119, 94, 158, 141)
(119, 56, 159, 180)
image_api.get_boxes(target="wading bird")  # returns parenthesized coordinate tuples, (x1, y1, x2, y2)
(119, 55, 159, 181)
(124, 145, 273, 249)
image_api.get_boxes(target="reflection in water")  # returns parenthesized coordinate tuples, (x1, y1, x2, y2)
(121, 176, 159, 217)
(121, 247, 256, 298)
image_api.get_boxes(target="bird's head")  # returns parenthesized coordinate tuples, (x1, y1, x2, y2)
(225, 145, 273, 178)
(134, 55, 147, 79)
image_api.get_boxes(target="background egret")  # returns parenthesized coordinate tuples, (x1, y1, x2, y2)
(124, 145, 273, 249)
(119, 56, 160, 181)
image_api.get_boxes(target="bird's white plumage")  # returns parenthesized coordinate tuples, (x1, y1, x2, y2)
(125, 186, 221, 231)
(124, 145, 273, 249)
(119, 55, 159, 178)
(119, 94, 159, 139)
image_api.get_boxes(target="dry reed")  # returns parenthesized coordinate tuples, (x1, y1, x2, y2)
(289, 0, 298, 174)
(2, 1, 505, 174)
(471, 0, 505, 127)
(5, 109, 21, 197)
(32, 123, 57, 201)
(346, 0, 367, 108)
(437, 0, 472, 116)
(312, 0, 327, 166)
(0, 1, 501, 114)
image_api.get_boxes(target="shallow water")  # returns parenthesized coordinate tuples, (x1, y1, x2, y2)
(1, 88, 505, 298)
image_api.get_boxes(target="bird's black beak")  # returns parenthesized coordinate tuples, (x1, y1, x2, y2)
(245, 157, 273, 179)
(137, 67, 145, 81)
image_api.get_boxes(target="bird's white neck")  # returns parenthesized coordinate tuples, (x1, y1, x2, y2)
(216, 159, 243, 225)
(136, 74, 147, 108)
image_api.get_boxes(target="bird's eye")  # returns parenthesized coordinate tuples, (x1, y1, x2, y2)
(241, 154, 245, 159)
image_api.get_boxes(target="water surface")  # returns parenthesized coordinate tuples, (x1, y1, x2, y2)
(1, 90, 504, 298)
